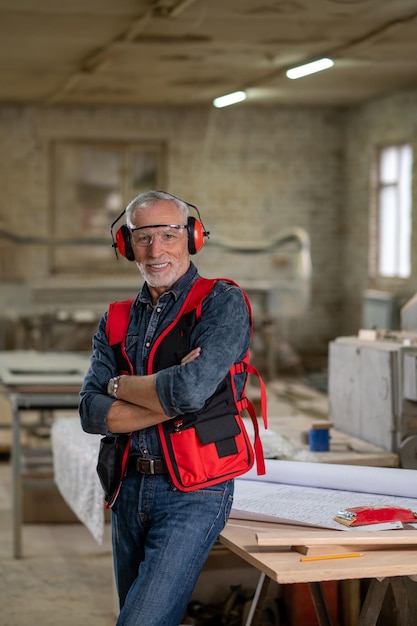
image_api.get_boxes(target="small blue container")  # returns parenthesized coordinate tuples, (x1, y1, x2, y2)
(309, 427, 330, 452)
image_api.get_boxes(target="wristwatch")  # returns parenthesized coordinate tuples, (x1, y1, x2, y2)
(107, 375, 122, 399)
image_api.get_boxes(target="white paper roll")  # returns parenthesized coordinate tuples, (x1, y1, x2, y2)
(241, 459, 417, 499)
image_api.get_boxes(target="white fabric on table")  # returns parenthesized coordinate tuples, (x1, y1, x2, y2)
(51, 416, 106, 544)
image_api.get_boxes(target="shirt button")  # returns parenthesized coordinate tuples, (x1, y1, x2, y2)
(143, 449, 148, 455)
(156, 307, 161, 313)
(146, 341, 150, 347)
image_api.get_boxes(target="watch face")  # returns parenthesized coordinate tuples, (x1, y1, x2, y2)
(108, 376, 121, 397)
(107, 378, 115, 396)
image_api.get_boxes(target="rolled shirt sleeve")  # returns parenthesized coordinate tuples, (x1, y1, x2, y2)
(79, 313, 120, 434)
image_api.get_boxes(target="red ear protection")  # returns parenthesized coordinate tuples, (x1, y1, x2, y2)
(113, 217, 207, 261)
(115, 224, 135, 261)
(187, 216, 206, 255)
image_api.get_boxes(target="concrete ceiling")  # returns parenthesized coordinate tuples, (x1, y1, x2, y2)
(1, 0, 417, 108)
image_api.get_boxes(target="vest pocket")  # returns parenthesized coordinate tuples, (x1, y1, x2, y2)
(168, 428, 207, 485)
(166, 415, 253, 488)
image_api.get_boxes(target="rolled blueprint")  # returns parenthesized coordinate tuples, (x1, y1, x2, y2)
(240, 459, 417, 499)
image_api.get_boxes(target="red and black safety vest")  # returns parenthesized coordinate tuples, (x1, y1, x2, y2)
(105, 277, 268, 493)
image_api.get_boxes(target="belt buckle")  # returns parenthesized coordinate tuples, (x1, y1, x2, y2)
(148, 459, 155, 474)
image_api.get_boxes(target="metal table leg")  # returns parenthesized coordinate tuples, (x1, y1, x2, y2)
(10, 394, 22, 559)
(9, 391, 82, 558)
(244, 572, 269, 626)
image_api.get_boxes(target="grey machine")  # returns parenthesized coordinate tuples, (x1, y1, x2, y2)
(328, 293, 417, 468)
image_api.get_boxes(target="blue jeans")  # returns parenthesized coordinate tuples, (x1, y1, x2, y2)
(112, 467, 234, 626)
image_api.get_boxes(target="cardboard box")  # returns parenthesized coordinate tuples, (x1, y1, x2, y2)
(22, 473, 81, 523)
(21, 447, 80, 524)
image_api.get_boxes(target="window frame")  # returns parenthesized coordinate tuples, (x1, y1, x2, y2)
(370, 142, 413, 280)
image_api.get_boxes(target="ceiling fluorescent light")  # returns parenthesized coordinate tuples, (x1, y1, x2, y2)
(213, 91, 246, 108)
(286, 58, 334, 80)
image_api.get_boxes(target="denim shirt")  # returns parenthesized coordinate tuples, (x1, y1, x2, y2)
(79, 262, 251, 458)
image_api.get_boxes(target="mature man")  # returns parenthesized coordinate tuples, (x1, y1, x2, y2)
(79, 190, 260, 626)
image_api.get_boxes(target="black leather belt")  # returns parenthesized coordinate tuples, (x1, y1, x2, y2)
(132, 457, 168, 475)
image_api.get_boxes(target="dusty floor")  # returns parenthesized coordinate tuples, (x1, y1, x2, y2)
(0, 461, 116, 626)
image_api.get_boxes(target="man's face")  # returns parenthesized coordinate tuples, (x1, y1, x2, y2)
(130, 200, 190, 301)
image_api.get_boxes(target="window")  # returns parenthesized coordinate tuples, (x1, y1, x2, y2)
(374, 144, 413, 278)
(51, 141, 166, 274)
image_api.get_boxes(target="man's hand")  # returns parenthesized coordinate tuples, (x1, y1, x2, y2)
(181, 347, 201, 365)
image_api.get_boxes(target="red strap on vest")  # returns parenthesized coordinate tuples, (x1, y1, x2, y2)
(106, 299, 134, 346)
(230, 359, 268, 476)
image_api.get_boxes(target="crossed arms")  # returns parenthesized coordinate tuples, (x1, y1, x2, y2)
(106, 347, 201, 433)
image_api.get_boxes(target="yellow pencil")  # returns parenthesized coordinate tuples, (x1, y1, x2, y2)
(301, 552, 363, 562)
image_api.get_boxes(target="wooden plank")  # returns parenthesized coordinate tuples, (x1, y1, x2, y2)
(292, 544, 361, 557)
(256, 528, 417, 547)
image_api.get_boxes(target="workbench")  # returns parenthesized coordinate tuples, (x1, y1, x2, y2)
(3, 305, 104, 351)
(0, 350, 90, 558)
(219, 519, 417, 626)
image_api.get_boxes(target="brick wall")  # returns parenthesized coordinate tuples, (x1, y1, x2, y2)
(343, 88, 417, 337)
(0, 92, 415, 364)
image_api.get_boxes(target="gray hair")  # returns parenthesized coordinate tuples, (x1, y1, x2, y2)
(125, 190, 189, 224)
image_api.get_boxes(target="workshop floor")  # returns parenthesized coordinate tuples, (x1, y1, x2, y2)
(0, 461, 116, 626)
